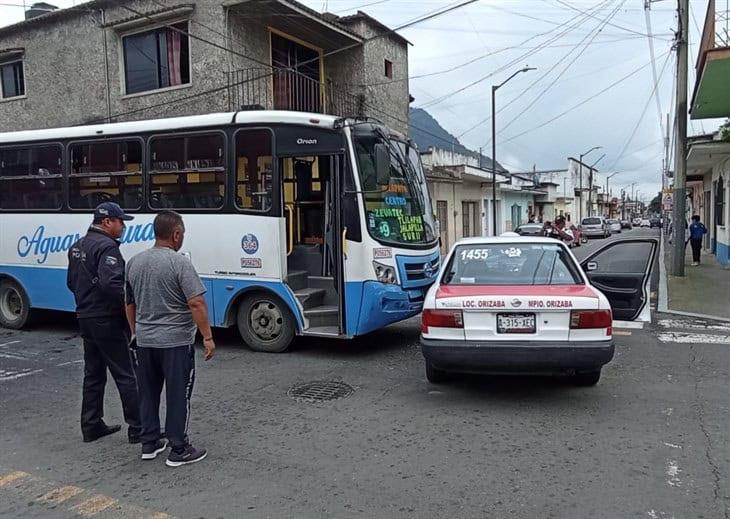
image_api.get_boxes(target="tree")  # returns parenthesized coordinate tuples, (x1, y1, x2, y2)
(648, 192, 662, 214)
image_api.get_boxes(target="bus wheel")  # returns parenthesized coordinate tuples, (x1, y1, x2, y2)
(236, 293, 295, 353)
(0, 279, 30, 329)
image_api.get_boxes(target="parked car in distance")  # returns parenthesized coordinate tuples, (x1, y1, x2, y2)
(620, 219, 632, 229)
(649, 217, 662, 228)
(607, 219, 622, 233)
(515, 223, 545, 237)
(580, 217, 610, 238)
(640, 219, 651, 227)
(420, 236, 659, 386)
(633, 217, 642, 226)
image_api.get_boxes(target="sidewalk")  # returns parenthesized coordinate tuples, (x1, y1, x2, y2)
(663, 236, 730, 320)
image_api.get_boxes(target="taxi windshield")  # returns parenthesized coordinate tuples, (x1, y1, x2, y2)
(442, 243, 583, 285)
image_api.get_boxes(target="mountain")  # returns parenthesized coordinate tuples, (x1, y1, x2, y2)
(409, 107, 506, 172)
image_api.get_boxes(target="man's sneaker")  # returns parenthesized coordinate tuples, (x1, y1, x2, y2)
(141, 439, 169, 460)
(165, 444, 207, 467)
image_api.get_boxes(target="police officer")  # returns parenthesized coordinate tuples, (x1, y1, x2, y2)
(67, 202, 141, 443)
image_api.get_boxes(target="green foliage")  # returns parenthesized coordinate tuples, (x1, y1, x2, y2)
(721, 119, 730, 142)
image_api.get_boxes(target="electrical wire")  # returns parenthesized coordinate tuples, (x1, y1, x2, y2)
(417, 0, 610, 110)
(500, 49, 672, 145)
(609, 51, 673, 170)
(497, 0, 627, 137)
(644, 3, 665, 138)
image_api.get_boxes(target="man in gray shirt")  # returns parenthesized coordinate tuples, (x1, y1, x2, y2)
(125, 210, 215, 467)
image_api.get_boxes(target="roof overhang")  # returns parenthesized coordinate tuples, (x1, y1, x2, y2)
(225, 0, 362, 52)
(691, 47, 730, 119)
(686, 140, 730, 176)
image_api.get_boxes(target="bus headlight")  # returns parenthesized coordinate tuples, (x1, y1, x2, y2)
(373, 261, 397, 284)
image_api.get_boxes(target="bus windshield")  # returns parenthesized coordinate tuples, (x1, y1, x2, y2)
(354, 129, 436, 247)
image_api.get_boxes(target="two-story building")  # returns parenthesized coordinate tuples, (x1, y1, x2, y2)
(0, 0, 410, 133)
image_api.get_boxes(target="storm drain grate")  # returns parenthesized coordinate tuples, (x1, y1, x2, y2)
(287, 380, 354, 403)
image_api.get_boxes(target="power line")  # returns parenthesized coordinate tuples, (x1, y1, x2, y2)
(644, 3, 665, 138)
(496, 0, 627, 137)
(548, 0, 672, 40)
(452, 0, 615, 138)
(417, 0, 608, 110)
(610, 51, 673, 170)
(500, 49, 672, 144)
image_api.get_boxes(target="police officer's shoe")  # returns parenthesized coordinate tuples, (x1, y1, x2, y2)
(128, 427, 142, 444)
(141, 439, 169, 460)
(165, 444, 207, 467)
(82, 423, 121, 443)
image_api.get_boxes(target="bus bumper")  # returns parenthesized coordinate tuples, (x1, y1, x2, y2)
(353, 281, 427, 336)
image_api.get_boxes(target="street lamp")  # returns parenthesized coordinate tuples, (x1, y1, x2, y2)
(578, 146, 602, 222)
(606, 172, 619, 217)
(491, 66, 536, 235)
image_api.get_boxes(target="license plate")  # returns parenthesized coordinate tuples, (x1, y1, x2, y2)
(497, 313, 536, 334)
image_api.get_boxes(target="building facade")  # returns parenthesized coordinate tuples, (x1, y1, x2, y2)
(0, 1, 409, 133)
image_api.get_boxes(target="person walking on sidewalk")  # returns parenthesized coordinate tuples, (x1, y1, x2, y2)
(67, 202, 141, 444)
(688, 214, 708, 266)
(125, 210, 215, 467)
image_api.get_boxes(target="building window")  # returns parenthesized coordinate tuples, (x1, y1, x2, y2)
(384, 59, 393, 79)
(0, 60, 25, 99)
(122, 22, 190, 95)
(0, 145, 62, 209)
(68, 140, 143, 210)
(149, 133, 225, 210)
(716, 177, 725, 227)
(235, 129, 273, 212)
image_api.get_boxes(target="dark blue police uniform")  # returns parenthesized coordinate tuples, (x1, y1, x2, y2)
(66, 203, 141, 443)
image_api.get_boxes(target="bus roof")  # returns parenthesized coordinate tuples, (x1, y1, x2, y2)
(0, 111, 342, 144)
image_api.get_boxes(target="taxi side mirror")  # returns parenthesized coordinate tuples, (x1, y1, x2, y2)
(584, 261, 598, 272)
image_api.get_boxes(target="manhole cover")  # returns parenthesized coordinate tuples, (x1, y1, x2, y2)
(287, 380, 354, 403)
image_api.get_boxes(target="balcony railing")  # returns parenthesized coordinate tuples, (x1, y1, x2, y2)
(697, 0, 730, 70)
(226, 67, 365, 118)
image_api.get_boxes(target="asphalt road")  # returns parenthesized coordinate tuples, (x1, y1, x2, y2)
(2, 226, 729, 519)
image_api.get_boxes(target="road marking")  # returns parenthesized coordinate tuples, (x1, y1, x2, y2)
(39, 485, 84, 504)
(0, 465, 178, 519)
(663, 442, 682, 449)
(657, 319, 730, 331)
(0, 340, 21, 348)
(56, 359, 83, 367)
(614, 320, 644, 329)
(613, 330, 632, 336)
(71, 495, 117, 516)
(0, 471, 29, 487)
(0, 368, 43, 381)
(657, 332, 730, 345)
(666, 460, 681, 487)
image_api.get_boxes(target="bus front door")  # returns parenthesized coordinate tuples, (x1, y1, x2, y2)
(281, 154, 345, 335)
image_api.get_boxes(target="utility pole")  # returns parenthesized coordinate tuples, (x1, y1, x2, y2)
(578, 146, 601, 222)
(671, 0, 688, 277)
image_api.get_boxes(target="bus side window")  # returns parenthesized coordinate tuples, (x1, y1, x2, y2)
(0, 145, 63, 210)
(68, 140, 143, 210)
(234, 129, 273, 213)
(342, 159, 361, 242)
(149, 133, 226, 210)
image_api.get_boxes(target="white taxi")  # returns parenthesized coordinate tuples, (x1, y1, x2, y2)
(420, 236, 657, 386)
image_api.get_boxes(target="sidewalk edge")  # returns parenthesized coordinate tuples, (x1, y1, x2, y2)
(658, 229, 730, 323)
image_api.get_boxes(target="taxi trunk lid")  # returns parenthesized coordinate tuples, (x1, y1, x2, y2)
(435, 285, 599, 341)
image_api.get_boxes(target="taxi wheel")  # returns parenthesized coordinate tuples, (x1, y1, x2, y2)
(572, 370, 601, 386)
(0, 279, 31, 330)
(425, 359, 449, 383)
(236, 293, 295, 353)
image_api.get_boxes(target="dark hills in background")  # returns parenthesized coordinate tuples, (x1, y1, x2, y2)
(409, 107, 507, 172)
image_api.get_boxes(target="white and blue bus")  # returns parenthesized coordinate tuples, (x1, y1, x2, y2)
(0, 111, 440, 352)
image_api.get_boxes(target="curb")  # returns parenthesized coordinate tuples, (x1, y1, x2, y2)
(658, 228, 730, 323)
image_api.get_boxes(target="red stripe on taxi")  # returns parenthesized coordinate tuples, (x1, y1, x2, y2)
(436, 285, 598, 299)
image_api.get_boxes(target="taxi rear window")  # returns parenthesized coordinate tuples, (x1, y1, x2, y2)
(442, 243, 583, 286)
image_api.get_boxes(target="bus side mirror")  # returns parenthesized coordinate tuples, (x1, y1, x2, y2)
(374, 143, 390, 186)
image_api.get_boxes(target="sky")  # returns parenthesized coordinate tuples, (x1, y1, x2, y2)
(0, 0, 725, 202)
